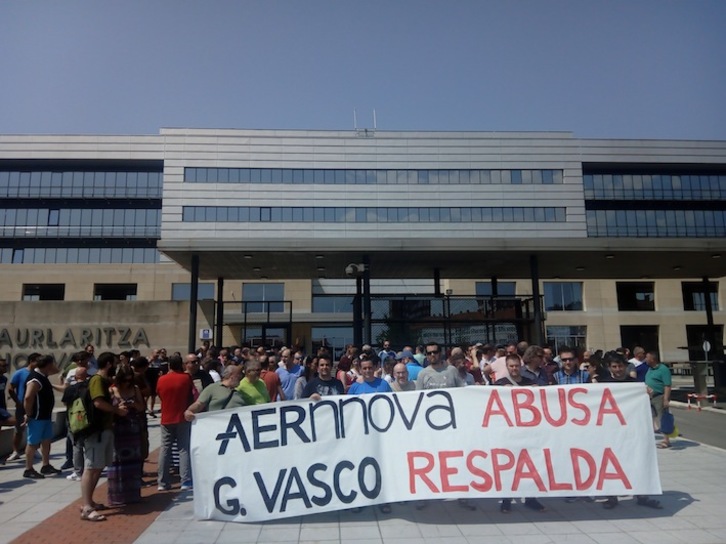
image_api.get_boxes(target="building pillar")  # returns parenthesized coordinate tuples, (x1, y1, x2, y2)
(353, 276, 363, 347)
(702, 276, 726, 395)
(363, 255, 372, 345)
(188, 255, 200, 354)
(530, 255, 544, 346)
(215, 276, 224, 349)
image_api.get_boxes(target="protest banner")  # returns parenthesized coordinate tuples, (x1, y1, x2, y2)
(191, 383, 661, 522)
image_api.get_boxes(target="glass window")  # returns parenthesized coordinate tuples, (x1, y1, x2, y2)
(93, 283, 137, 301)
(544, 282, 583, 311)
(617, 282, 655, 311)
(476, 281, 516, 297)
(546, 326, 587, 354)
(312, 295, 354, 313)
(243, 282, 284, 313)
(171, 283, 215, 301)
(22, 284, 65, 301)
(682, 281, 719, 311)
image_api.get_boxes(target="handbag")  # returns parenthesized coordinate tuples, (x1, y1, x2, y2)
(660, 408, 675, 435)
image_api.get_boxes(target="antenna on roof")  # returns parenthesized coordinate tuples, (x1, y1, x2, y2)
(354, 108, 376, 138)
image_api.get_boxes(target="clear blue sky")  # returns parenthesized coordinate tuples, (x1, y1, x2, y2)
(1, 0, 725, 139)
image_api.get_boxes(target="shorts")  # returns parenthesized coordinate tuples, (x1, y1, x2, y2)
(650, 394, 665, 421)
(27, 418, 54, 446)
(83, 429, 114, 470)
(0, 407, 12, 423)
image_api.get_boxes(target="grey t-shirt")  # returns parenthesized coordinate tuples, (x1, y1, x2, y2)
(416, 364, 465, 390)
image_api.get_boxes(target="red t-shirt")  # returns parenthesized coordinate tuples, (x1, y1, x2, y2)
(260, 369, 282, 401)
(156, 371, 193, 424)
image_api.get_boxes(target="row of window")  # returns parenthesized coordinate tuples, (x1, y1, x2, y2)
(17, 279, 720, 314)
(1, 247, 160, 265)
(22, 284, 140, 301)
(184, 167, 564, 186)
(182, 206, 567, 224)
(0, 171, 162, 199)
(0, 208, 160, 238)
(586, 209, 726, 237)
(541, 281, 718, 312)
(583, 173, 726, 201)
(0, 208, 160, 228)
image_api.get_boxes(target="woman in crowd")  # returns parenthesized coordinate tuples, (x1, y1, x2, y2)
(107, 362, 146, 506)
(294, 356, 318, 399)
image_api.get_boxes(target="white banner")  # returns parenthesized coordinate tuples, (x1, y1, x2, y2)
(191, 383, 661, 522)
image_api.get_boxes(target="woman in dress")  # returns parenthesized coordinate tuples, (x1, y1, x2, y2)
(107, 362, 146, 506)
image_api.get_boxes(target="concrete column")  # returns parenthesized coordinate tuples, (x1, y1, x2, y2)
(215, 276, 224, 349)
(353, 276, 362, 347)
(363, 255, 371, 345)
(530, 255, 544, 346)
(188, 255, 199, 354)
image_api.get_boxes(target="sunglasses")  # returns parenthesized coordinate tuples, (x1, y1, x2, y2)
(561, 357, 576, 362)
(427, 350, 440, 355)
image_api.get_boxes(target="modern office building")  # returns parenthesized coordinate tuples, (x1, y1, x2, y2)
(1, 129, 725, 375)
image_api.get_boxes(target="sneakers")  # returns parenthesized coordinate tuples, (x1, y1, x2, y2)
(23, 468, 45, 479)
(40, 464, 62, 475)
(66, 472, 82, 481)
(6, 451, 21, 462)
(157, 483, 171, 491)
(180, 482, 193, 491)
(60, 460, 75, 470)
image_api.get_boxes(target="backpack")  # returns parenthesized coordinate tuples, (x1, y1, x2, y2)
(66, 380, 98, 440)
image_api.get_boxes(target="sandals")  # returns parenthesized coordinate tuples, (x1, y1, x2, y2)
(636, 497, 663, 509)
(79, 502, 108, 512)
(81, 506, 106, 522)
(657, 442, 672, 449)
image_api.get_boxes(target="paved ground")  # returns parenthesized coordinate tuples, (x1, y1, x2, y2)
(1, 403, 725, 544)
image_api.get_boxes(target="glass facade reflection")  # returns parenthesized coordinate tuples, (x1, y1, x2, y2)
(584, 173, 726, 201)
(0, 163, 163, 264)
(183, 206, 566, 223)
(0, 170, 161, 198)
(586, 209, 726, 237)
(185, 167, 564, 185)
(584, 170, 726, 238)
(0, 208, 160, 238)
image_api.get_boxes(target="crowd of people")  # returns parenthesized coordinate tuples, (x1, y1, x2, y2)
(0, 338, 671, 521)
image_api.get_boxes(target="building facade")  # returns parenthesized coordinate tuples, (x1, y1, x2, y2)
(1, 129, 725, 369)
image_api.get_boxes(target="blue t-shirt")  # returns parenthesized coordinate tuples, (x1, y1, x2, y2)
(276, 364, 303, 400)
(406, 362, 423, 381)
(10, 367, 31, 408)
(348, 378, 392, 395)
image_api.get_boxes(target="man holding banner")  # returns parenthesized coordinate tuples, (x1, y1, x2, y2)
(189, 346, 663, 523)
(347, 356, 392, 395)
(301, 355, 344, 400)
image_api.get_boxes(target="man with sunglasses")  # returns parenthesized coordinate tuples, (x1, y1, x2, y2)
(553, 348, 590, 385)
(415, 342, 465, 390)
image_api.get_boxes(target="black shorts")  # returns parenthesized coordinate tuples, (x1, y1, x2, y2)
(14, 405, 25, 431)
